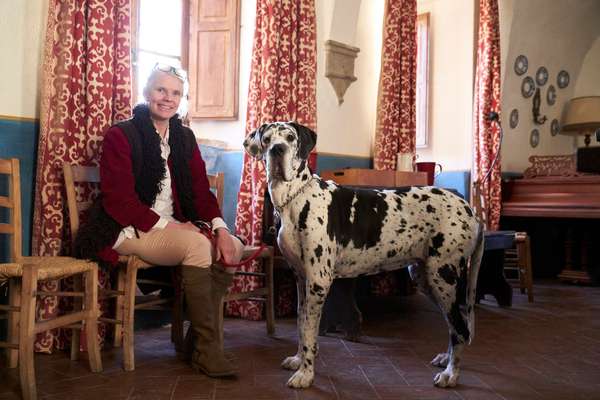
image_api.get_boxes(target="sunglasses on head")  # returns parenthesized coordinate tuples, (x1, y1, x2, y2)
(153, 63, 187, 80)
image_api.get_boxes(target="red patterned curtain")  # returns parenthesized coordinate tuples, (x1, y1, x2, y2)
(31, 0, 131, 352)
(472, 0, 502, 231)
(373, 0, 417, 170)
(231, 0, 317, 320)
(371, 0, 417, 296)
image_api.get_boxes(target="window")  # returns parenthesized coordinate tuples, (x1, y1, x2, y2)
(132, 0, 183, 105)
(132, 0, 240, 120)
(416, 13, 430, 148)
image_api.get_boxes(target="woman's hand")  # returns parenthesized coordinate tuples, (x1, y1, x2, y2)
(215, 228, 237, 265)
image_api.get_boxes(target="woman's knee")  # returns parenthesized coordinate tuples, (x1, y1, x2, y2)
(181, 232, 213, 267)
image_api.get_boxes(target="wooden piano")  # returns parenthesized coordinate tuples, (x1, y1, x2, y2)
(501, 175, 600, 283)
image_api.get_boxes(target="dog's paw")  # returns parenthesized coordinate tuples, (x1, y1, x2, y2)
(287, 369, 314, 388)
(281, 355, 302, 370)
(433, 369, 459, 388)
(430, 352, 450, 367)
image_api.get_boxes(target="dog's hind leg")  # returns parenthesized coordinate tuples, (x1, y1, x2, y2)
(286, 276, 332, 389)
(282, 276, 306, 371)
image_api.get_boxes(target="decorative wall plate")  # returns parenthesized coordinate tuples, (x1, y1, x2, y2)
(535, 67, 548, 86)
(546, 85, 556, 105)
(514, 55, 528, 75)
(551, 119, 560, 136)
(521, 77, 535, 98)
(557, 70, 570, 88)
(509, 109, 519, 129)
(530, 129, 540, 148)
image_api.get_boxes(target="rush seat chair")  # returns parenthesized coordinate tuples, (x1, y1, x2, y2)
(63, 162, 184, 371)
(0, 158, 102, 400)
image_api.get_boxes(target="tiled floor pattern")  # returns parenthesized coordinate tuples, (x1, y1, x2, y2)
(2, 281, 600, 399)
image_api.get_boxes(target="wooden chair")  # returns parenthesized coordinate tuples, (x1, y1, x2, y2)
(0, 158, 102, 400)
(472, 181, 534, 304)
(503, 232, 534, 303)
(62, 163, 184, 372)
(207, 172, 275, 335)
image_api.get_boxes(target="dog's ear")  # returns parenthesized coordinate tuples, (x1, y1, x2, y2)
(289, 122, 317, 160)
(243, 123, 269, 159)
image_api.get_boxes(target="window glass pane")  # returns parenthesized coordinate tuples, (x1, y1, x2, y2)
(136, 51, 182, 104)
(138, 0, 182, 57)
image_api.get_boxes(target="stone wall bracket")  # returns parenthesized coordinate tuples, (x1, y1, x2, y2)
(324, 40, 360, 105)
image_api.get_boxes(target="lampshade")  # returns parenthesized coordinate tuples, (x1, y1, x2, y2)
(561, 96, 600, 133)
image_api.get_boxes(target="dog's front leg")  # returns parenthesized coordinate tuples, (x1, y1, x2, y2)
(282, 276, 306, 371)
(287, 277, 332, 389)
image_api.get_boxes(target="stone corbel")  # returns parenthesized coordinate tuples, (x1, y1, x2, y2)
(324, 40, 360, 105)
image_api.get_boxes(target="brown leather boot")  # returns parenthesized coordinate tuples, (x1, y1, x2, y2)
(181, 266, 236, 377)
(210, 265, 235, 352)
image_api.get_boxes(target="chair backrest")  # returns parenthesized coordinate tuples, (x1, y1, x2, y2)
(207, 172, 225, 209)
(64, 163, 226, 234)
(0, 158, 22, 262)
(63, 163, 100, 241)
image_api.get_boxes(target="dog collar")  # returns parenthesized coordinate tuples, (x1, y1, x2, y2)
(274, 175, 314, 214)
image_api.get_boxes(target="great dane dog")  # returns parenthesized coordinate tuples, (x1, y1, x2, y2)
(244, 122, 484, 389)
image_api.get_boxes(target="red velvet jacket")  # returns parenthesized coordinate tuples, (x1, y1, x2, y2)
(98, 125, 222, 259)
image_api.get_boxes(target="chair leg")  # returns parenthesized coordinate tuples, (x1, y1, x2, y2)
(171, 267, 184, 351)
(516, 233, 534, 303)
(19, 266, 38, 400)
(70, 274, 83, 361)
(84, 268, 103, 373)
(113, 268, 126, 348)
(122, 263, 138, 371)
(7, 278, 21, 368)
(265, 252, 275, 336)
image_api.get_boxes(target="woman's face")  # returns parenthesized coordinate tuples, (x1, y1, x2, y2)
(144, 71, 184, 122)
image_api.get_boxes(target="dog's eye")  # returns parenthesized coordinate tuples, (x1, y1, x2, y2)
(263, 136, 271, 145)
(286, 134, 295, 143)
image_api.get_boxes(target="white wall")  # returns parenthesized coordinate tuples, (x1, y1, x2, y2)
(0, 0, 48, 118)
(500, 0, 600, 172)
(415, 0, 476, 171)
(574, 37, 600, 97)
(315, 0, 384, 157)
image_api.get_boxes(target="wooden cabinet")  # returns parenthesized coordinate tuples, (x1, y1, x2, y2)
(320, 168, 427, 187)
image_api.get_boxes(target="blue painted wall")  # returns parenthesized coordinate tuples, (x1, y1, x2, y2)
(0, 118, 38, 262)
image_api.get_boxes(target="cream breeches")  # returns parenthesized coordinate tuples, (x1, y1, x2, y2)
(115, 227, 244, 269)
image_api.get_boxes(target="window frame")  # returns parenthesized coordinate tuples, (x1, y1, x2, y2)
(416, 12, 430, 148)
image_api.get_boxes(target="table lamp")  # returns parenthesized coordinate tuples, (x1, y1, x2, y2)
(560, 96, 600, 147)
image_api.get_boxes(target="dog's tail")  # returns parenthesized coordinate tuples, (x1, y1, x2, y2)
(466, 223, 484, 344)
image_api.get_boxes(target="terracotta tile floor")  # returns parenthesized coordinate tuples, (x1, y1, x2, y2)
(2, 280, 600, 400)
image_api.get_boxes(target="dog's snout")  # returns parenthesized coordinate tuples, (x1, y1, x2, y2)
(249, 144, 260, 155)
(269, 143, 286, 157)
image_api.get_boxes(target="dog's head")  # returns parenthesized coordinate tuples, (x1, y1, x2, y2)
(243, 122, 316, 182)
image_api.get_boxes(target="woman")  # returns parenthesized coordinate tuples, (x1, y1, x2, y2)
(77, 64, 243, 377)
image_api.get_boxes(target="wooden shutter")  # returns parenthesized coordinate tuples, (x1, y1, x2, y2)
(187, 0, 240, 120)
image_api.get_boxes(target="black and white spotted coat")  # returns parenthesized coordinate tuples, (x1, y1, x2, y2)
(243, 122, 484, 390)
